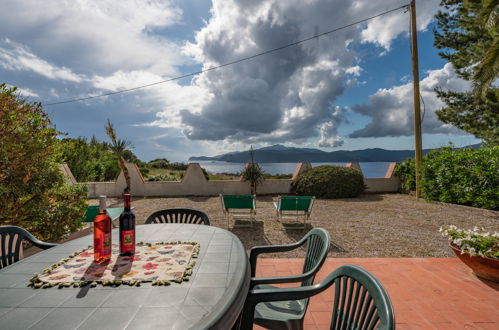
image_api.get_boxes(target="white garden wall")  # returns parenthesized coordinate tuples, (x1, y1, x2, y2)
(60, 162, 399, 198)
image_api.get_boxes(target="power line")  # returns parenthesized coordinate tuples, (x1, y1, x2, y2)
(43, 4, 409, 107)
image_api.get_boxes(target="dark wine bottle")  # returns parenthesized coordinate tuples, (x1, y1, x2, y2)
(94, 195, 112, 263)
(119, 193, 136, 256)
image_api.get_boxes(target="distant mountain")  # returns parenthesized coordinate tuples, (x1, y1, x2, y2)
(188, 144, 481, 163)
(258, 144, 289, 151)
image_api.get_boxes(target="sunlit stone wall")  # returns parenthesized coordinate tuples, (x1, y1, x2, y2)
(59, 162, 400, 198)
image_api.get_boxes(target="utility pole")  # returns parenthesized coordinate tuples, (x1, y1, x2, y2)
(410, 0, 423, 198)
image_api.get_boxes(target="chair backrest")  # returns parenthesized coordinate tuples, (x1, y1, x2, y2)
(329, 265, 395, 330)
(240, 264, 394, 330)
(83, 206, 126, 223)
(0, 226, 24, 269)
(278, 196, 314, 212)
(301, 227, 330, 287)
(0, 226, 56, 269)
(290, 229, 330, 326)
(220, 194, 255, 210)
(83, 205, 99, 223)
(145, 208, 210, 225)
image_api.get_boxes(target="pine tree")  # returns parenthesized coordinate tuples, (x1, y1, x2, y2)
(433, 0, 498, 145)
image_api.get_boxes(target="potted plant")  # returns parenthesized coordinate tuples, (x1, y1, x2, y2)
(440, 225, 499, 282)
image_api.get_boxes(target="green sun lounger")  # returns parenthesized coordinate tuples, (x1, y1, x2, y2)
(273, 195, 315, 229)
(220, 194, 256, 228)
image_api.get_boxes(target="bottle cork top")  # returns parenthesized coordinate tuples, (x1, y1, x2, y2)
(123, 194, 131, 208)
(99, 195, 107, 212)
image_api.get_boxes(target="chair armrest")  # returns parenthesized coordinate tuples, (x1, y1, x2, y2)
(32, 240, 58, 250)
(249, 241, 305, 276)
(250, 271, 314, 288)
(239, 277, 335, 330)
(250, 281, 330, 303)
(25, 233, 58, 250)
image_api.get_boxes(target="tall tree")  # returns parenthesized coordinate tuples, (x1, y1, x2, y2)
(434, 0, 499, 145)
(105, 119, 133, 193)
(0, 84, 87, 241)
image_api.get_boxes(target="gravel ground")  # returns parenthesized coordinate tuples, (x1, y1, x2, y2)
(90, 194, 498, 258)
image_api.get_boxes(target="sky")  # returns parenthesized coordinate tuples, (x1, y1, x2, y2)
(0, 0, 481, 161)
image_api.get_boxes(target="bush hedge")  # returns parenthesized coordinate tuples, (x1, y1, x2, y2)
(421, 146, 498, 209)
(393, 157, 416, 191)
(291, 165, 365, 198)
(395, 146, 498, 210)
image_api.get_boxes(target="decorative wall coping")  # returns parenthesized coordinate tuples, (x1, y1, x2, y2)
(385, 162, 397, 178)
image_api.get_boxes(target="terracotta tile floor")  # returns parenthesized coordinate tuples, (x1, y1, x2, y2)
(253, 258, 499, 330)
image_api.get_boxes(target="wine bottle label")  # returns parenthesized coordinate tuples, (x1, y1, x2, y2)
(121, 230, 135, 252)
(94, 237, 100, 259)
(103, 233, 112, 255)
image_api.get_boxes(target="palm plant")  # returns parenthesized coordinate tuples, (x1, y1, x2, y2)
(241, 146, 264, 195)
(105, 119, 133, 194)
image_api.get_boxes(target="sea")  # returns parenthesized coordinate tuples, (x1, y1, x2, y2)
(197, 161, 392, 178)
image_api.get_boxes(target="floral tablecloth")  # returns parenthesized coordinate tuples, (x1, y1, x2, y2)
(30, 242, 199, 288)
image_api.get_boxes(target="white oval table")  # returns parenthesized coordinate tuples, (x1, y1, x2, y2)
(0, 224, 250, 330)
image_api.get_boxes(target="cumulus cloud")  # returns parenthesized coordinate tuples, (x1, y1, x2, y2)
(0, 40, 83, 82)
(150, 0, 439, 146)
(349, 63, 470, 138)
(359, 0, 438, 49)
(0, 0, 186, 76)
(318, 106, 348, 147)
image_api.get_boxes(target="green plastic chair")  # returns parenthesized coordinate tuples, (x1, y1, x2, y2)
(220, 194, 256, 228)
(273, 196, 315, 229)
(245, 228, 330, 329)
(145, 208, 210, 225)
(0, 226, 57, 269)
(240, 264, 395, 330)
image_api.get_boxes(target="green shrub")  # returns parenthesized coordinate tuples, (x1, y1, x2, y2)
(165, 162, 188, 171)
(394, 158, 416, 191)
(291, 165, 365, 198)
(138, 165, 150, 177)
(421, 146, 498, 210)
(28, 184, 88, 241)
(57, 137, 120, 182)
(148, 158, 170, 169)
(0, 84, 87, 241)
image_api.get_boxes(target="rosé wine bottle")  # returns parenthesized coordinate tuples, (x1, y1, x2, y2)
(94, 195, 112, 263)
